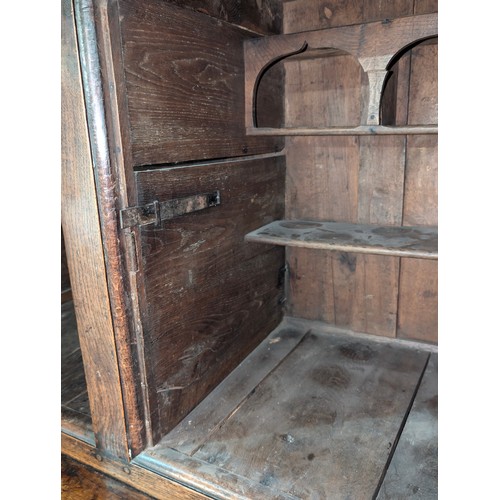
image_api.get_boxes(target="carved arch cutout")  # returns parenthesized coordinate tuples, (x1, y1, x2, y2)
(380, 36, 438, 126)
(244, 13, 438, 131)
(255, 47, 369, 128)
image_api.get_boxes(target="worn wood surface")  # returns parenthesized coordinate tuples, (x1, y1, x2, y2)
(245, 13, 437, 129)
(153, 327, 429, 499)
(285, 136, 405, 337)
(118, 0, 282, 167)
(161, 0, 283, 35)
(414, 0, 438, 15)
(62, 434, 209, 499)
(161, 323, 308, 455)
(62, 0, 129, 458)
(247, 125, 437, 136)
(61, 300, 94, 443)
(397, 258, 438, 343)
(407, 41, 438, 125)
(139, 449, 297, 500)
(284, 316, 438, 353)
(130, 319, 437, 499)
(283, 3, 438, 342)
(396, 41, 438, 343)
(377, 354, 438, 498)
(283, 0, 415, 33)
(135, 156, 286, 436)
(85, 0, 159, 455)
(246, 220, 437, 258)
(62, 454, 154, 499)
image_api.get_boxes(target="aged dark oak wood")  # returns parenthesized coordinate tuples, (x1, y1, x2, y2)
(192, 330, 429, 499)
(63, 0, 129, 458)
(246, 220, 438, 259)
(117, 0, 283, 167)
(146, 323, 430, 499)
(396, 41, 438, 343)
(161, 0, 283, 35)
(62, 454, 155, 499)
(282, 4, 437, 342)
(135, 155, 286, 436)
(160, 323, 308, 455)
(282, 0, 415, 34)
(62, 434, 208, 499)
(377, 354, 438, 498)
(139, 449, 298, 500)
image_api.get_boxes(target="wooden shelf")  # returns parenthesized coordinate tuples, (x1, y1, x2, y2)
(245, 220, 438, 259)
(247, 125, 437, 136)
(244, 13, 438, 132)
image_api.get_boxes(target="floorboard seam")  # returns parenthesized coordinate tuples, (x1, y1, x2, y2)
(188, 329, 312, 457)
(372, 351, 431, 499)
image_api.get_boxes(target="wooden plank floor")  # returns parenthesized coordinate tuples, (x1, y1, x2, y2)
(139, 320, 438, 499)
(61, 300, 94, 444)
(377, 354, 438, 499)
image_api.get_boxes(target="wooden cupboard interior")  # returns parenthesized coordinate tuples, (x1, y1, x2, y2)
(61, 0, 438, 497)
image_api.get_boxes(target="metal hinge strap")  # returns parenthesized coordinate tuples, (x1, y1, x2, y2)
(120, 190, 221, 229)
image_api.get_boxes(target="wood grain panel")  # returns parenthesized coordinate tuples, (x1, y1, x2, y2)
(286, 135, 405, 336)
(407, 42, 438, 125)
(414, 0, 438, 15)
(283, 0, 364, 33)
(397, 258, 438, 343)
(192, 330, 429, 499)
(283, 56, 363, 328)
(397, 42, 438, 343)
(283, 4, 437, 341)
(162, 324, 307, 455)
(331, 253, 399, 337)
(356, 134, 405, 336)
(136, 156, 286, 435)
(358, 136, 405, 224)
(162, 0, 283, 35)
(284, 55, 366, 127)
(288, 248, 336, 323)
(118, 0, 283, 167)
(285, 136, 360, 221)
(62, 0, 128, 458)
(404, 135, 438, 226)
(62, 434, 209, 499)
(283, 0, 414, 34)
(62, 455, 155, 499)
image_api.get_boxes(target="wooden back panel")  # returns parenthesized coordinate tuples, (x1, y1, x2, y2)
(283, 0, 438, 343)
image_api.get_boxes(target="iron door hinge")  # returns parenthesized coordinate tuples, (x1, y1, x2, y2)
(120, 191, 221, 229)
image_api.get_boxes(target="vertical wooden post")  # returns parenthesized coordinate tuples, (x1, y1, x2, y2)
(62, 0, 129, 459)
